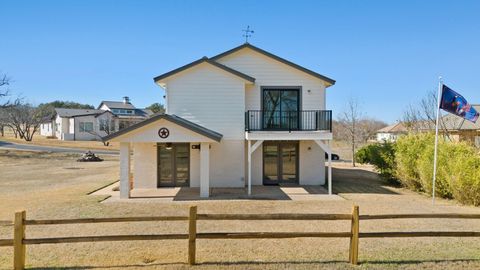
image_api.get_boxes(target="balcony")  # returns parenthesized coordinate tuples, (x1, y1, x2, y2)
(245, 110, 332, 132)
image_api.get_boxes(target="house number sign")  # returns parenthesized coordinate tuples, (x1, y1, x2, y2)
(158, 127, 170, 138)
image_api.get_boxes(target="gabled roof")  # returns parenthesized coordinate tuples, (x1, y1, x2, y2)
(441, 105, 480, 130)
(55, 108, 107, 118)
(102, 113, 223, 142)
(98, 101, 136, 110)
(210, 43, 336, 86)
(377, 122, 407, 133)
(153, 57, 256, 84)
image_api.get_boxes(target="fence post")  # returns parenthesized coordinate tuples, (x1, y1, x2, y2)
(188, 206, 197, 265)
(349, 205, 359, 265)
(13, 210, 26, 270)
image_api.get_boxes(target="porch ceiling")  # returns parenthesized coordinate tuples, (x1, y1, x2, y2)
(245, 131, 332, 141)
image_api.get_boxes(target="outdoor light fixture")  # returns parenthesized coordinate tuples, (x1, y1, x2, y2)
(192, 144, 201, 150)
(165, 143, 173, 150)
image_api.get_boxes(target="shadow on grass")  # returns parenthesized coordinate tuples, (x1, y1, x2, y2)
(331, 167, 400, 195)
(27, 258, 480, 269)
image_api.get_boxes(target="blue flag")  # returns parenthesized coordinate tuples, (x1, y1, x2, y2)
(440, 85, 479, 123)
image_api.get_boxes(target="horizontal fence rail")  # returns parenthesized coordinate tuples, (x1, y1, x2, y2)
(2, 206, 480, 269)
(197, 213, 352, 220)
(245, 110, 332, 132)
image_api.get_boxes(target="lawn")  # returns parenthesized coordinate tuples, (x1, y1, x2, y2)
(1, 150, 480, 269)
(0, 129, 119, 151)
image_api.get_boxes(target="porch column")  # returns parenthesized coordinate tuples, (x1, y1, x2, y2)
(314, 140, 332, 195)
(247, 140, 252, 195)
(200, 142, 210, 198)
(247, 140, 263, 196)
(120, 142, 131, 199)
(327, 140, 332, 195)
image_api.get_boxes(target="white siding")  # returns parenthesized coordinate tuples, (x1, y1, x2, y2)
(164, 63, 246, 140)
(40, 123, 53, 137)
(215, 48, 327, 111)
(133, 143, 157, 189)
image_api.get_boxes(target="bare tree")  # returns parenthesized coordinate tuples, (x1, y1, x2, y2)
(402, 89, 459, 139)
(88, 115, 117, 146)
(5, 101, 43, 141)
(337, 98, 363, 167)
(0, 73, 11, 107)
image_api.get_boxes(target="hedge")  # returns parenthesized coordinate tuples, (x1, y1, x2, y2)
(356, 133, 480, 206)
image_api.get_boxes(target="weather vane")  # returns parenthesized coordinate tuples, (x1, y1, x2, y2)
(242, 26, 254, 43)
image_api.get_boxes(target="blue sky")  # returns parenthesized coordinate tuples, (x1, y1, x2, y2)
(2, 0, 479, 123)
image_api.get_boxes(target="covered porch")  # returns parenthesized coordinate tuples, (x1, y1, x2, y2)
(103, 114, 223, 199)
(246, 130, 334, 195)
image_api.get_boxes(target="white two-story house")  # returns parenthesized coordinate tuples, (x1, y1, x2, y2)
(104, 43, 335, 198)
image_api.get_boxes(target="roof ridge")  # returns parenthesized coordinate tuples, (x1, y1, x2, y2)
(210, 43, 335, 86)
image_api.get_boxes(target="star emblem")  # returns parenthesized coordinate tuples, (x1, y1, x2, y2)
(158, 127, 169, 138)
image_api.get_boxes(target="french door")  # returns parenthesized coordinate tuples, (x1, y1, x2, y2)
(263, 141, 299, 185)
(157, 143, 190, 187)
(262, 88, 300, 130)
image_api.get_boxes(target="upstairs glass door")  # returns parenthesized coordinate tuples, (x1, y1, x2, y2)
(262, 88, 300, 130)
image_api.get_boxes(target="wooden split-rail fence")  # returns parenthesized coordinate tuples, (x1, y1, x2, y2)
(1, 205, 480, 269)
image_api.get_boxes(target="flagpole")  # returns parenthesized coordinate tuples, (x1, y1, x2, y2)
(432, 76, 443, 205)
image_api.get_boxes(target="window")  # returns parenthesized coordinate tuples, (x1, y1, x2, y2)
(262, 88, 300, 130)
(99, 119, 107, 131)
(79, 122, 94, 132)
(112, 109, 133, 115)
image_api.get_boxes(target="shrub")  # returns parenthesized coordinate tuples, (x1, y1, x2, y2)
(395, 133, 433, 191)
(355, 142, 396, 182)
(395, 132, 480, 206)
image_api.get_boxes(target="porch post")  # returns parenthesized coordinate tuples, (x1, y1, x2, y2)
(247, 140, 252, 195)
(314, 140, 333, 195)
(200, 142, 210, 198)
(327, 140, 332, 195)
(247, 140, 263, 196)
(120, 142, 131, 199)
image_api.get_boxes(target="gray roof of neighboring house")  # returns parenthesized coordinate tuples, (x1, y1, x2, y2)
(377, 122, 407, 133)
(54, 108, 108, 118)
(441, 104, 480, 130)
(153, 57, 256, 84)
(102, 113, 223, 142)
(98, 101, 136, 110)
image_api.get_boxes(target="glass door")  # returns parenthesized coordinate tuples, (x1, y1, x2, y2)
(157, 143, 190, 187)
(263, 141, 298, 185)
(263, 88, 300, 130)
(281, 143, 297, 182)
(263, 143, 280, 184)
(158, 144, 174, 187)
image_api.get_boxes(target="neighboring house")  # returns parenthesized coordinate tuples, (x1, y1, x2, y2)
(104, 43, 336, 199)
(40, 97, 153, 141)
(98, 97, 153, 129)
(439, 104, 480, 147)
(39, 121, 54, 137)
(376, 122, 407, 142)
(49, 108, 118, 141)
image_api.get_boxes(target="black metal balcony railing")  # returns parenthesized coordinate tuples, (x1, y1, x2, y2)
(245, 110, 332, 132)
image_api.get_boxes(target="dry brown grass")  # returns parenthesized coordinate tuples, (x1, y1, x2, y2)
(1, 129, 119, 151)
(0, 150, 480, 269)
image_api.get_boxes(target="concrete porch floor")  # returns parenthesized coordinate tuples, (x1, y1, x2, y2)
(91, 182, 344, 202)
